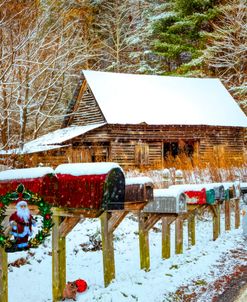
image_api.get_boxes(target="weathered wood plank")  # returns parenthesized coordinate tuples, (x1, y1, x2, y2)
(235, 198, 240, 229)
(188, 214, 196, 247)
(161, 216, 176, 259)
(175, 217, 183, 254)
(6, 205, 102, 218)
(100, 212, 116, 287)
(225, 200, 231, 231)
(210, 204, 220, 241)
(108, 211, 128, 233)
(59, 217, 82, 237)
(143, 214, 162, 233)
(52, 216, 66, 302)
(218, 204, 221, 235)
(0, 248, 8, 302)
(138, 213, 150, 271)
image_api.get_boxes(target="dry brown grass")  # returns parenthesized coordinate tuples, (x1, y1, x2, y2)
(126, 153, 247, 187)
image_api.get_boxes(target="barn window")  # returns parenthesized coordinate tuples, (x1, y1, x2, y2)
(184, 142, 194, 158)
(163, 141, 196, 159)
(164, 142, 179, 158)
(135, 143, 149, 165)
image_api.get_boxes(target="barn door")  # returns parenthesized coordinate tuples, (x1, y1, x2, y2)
(135, 143, 149, 166)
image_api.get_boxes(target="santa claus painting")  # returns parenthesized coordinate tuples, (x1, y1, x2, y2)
(8, 200, 36, 251)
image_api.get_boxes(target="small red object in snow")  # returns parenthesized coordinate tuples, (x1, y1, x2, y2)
(75, 279, 88, 293)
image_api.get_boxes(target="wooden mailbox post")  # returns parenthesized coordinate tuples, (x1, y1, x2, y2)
(0, 247, 7, 302)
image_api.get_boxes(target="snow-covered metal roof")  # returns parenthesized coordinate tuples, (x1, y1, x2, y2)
(0, 144, 67, 155)
(25, 123, 106, 147)
(0, 123, 105, 155)
(83, 70, 247, 127)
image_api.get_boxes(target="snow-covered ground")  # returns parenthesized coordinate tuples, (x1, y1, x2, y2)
(7, 207, 247, 302)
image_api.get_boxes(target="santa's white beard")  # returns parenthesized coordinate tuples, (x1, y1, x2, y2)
(17, 207, 30, 223)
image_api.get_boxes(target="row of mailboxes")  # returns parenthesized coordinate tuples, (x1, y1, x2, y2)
(167, 183, 239, 206)
(0, 163, 125, 211)
(0, 165, 241, 214)
(142, 182, 240, 214)
(0, 167, 154, 211)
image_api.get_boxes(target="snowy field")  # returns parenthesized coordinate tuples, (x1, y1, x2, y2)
(8, 207, 247, 302)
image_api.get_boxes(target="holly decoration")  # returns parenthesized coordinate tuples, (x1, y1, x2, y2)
(0, 184, 53, 251)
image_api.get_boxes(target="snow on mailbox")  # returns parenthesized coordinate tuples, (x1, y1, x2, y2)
(169, 184, 208, 205)
(54, 162, 125, 210)
(0, 167, 56, 203)
(125, 177, 153, 203)
(143, 188, 187, 214)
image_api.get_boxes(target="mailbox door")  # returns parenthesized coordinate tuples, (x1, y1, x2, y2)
(214, 185, 225, 202)
(206, 189, 215, 205)
(145, 186, 154, 202)
(185, 189, 206, 205)
(102, 168, 125, 210)
(229, 186, 235, 199)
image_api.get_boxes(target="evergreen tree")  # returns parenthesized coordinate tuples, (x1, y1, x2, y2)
(151, 0, 220, 75)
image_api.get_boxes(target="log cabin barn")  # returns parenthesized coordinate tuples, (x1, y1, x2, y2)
(2, 70, 247, 169)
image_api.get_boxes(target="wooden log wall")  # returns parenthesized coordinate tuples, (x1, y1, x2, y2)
(69, 85, 106, 126)
(82, 124, 245, 168)
(6, 124, 245, 169)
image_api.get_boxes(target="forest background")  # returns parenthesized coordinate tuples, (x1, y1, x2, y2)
(0, 0, 246, 151)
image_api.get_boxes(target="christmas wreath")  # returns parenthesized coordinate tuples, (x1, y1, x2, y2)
(0, 184, 53, 252)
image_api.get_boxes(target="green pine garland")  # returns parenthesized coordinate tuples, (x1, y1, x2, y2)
(0, 184, 53, 251)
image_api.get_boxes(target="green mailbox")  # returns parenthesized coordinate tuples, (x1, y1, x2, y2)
(225, 188, 230, 200)
(206, 189, 215, 204)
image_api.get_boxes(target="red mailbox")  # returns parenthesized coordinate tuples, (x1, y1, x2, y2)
(54, 162, 125, 210)
(184, 188, 206, 205)
(0, 167, 56, 203)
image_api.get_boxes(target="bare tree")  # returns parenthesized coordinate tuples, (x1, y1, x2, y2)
(92, 0, 143, 72)
(204, 0, 247, 113)
(0, 1, 97, 150)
